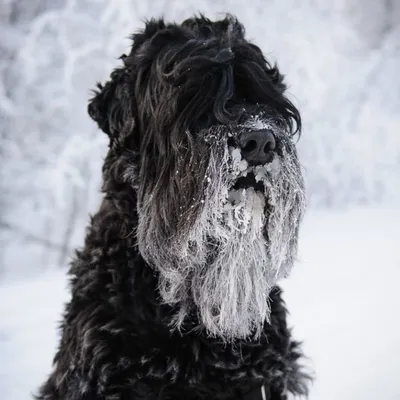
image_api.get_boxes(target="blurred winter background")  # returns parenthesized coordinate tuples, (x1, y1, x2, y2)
(0, 0, 399, 399)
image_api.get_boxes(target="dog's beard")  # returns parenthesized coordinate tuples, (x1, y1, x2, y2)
(136, 123, 306, 341)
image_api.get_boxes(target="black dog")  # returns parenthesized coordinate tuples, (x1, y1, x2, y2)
(37, 14, 311, 400)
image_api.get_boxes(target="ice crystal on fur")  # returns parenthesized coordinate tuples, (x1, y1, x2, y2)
(137, 121, 306, 340)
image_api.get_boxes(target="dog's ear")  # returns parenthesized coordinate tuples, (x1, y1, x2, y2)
(88, 66, 131, 143)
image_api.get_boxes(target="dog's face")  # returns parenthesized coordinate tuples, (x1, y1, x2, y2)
(88, 15, 306, 341)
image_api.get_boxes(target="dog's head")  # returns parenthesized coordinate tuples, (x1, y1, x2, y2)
(88, 15, 306, 341)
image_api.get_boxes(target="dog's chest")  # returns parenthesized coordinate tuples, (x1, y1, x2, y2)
(126, 337, 282, 400)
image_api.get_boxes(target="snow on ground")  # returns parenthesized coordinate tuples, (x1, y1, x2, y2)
(0, 269, 70, 400)
(1, 207, 399, 399)
(283, 207, 400, 400)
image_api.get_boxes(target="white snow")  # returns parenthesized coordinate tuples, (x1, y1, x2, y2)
(2, 0, 400, 275)
(1, 1, 400, 398)
(1, 207, 399, 399)
(282, 207, 400, 400)
(0, 269, 70, 399)
(244, 116, 273, 132)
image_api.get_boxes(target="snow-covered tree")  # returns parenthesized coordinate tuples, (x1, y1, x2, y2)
(1, 0, 399, 278)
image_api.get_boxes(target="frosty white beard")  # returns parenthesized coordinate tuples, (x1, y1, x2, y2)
(136, 123, 306, 341)
(188, 185, 271, 340)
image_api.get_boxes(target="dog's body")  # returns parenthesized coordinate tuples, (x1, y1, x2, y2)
(37, 15, 311, 400)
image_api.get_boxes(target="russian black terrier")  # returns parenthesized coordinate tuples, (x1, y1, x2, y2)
(37, 14, 311, 400)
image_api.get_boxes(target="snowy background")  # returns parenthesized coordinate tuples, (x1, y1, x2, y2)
(0, 0, 399, 399)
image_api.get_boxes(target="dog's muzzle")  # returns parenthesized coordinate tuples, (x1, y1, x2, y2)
(227, 127, 281, 202)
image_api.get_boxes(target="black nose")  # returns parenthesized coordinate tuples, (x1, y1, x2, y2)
(239, 130, 276, 165)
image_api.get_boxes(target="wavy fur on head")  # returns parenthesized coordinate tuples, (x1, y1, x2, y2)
(37, 14, 312, 400)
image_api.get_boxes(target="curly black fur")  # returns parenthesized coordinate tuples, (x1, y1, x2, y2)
(37, 14, 312, 400)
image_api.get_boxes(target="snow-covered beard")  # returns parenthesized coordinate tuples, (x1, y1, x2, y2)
(135, 119, 306, 341)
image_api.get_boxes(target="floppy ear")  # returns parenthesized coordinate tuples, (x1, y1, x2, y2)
(88, 19, 168, 143)
(88, 66, 130, 144)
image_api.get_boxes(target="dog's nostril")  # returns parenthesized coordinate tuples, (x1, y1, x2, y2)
(243, 140, 257, 153)
(263, 140, 274, 153)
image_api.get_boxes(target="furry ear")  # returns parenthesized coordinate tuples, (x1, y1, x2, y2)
(88, 66, 130, 144)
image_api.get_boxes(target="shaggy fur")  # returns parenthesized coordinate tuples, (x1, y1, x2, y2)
(37, 14, 311, 400)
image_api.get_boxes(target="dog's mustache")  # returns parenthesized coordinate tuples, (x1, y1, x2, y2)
(226, 145, 281, 197)
(134, 119, 305, 340)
